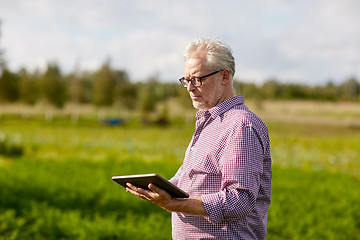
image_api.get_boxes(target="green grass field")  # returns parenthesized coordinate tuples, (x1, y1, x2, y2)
(0, 101, 360, 239)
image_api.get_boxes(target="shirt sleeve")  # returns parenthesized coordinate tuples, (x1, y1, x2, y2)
(202, 125, 264, 224)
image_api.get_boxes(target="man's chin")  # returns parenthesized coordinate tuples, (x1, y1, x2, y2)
(192, 101, 208, 110)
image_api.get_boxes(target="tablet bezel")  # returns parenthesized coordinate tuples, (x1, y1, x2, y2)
(112, 173, 189, 198)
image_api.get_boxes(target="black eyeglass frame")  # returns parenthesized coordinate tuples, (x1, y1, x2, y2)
(179, 69, 224, 88)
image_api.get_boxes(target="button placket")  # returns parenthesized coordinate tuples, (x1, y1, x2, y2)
(190, 111, 211, 151)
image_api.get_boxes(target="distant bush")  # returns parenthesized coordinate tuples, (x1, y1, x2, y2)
(0, 133, 24, 157)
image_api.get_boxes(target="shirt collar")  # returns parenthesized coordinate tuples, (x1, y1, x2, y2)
(196, 95, 245, 120)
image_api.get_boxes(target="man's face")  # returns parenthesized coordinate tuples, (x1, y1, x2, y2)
(184, 55, 225, 110)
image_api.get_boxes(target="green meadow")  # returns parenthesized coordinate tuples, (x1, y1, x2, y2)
(0, 100, 360, 239)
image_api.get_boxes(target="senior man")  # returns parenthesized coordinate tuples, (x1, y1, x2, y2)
(126, 38, 272, 239)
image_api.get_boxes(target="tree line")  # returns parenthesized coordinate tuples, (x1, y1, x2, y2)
(0, 61, 359, 111)
(235, 77, 360, 102)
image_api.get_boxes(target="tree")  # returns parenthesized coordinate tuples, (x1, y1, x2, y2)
(283, 84, 308, 99)
(67, 66, 88, 104)
(40, 63, 67, 108)
(137, 78, 158, 123)
(93, 60, 115, 106)
(339, 78, 359, 101)
(19, 68, 38, 105)
(0, 68, 20, 102)
(177, 83, 193, 110)
(261, 79, 283, 99)
(318, 81, 338, 101)
(113, 70, 138, 109)
(234, 81, 261, 98)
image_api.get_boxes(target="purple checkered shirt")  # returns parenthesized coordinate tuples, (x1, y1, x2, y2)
(170, 95, 271, 240)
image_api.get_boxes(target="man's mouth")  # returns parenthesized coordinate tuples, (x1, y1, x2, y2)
(191, 95, 202, 100)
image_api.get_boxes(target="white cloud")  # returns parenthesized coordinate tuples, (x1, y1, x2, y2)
(272, 0, 360, 83)
(107, 28, 190, 81)
(1, 0, 359, 84)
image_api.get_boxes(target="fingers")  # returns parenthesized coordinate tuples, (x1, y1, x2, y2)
(125, 183, 170, 202)
(126, 183, 151, 200)
(148, 183, 167, 196)
(148, 183, 172, 203)
(125, 183, 173, 211)
(148, 183, 159, 192)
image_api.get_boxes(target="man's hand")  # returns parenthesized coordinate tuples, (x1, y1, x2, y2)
(126, 182, 207, 216)
(126, 183, 173, 211)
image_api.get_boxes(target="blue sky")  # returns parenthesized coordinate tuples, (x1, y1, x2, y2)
(1, 0, 360, 85)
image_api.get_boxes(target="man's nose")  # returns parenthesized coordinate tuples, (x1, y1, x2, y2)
(187, 81, 196, 92)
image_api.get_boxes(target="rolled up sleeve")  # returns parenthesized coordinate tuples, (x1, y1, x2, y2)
(202, 188, 256, 224)
(202, 125, 264, 224)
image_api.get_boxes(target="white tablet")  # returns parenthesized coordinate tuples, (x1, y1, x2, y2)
(112, 173, 189, 198)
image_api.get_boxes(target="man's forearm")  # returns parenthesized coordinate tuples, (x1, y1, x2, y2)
(165, 197, 208, 216)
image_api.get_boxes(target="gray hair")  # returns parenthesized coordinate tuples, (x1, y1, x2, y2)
(183, 38, 235, 79)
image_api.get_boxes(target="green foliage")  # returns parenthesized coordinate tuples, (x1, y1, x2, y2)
(269, 166, 360, 240)
(0, 158, 175, 239)
(0, 68, 20, 102)
(0, 132, 24, 157)
(115, 82, 138, 110)
(77, 73, 94, 104)
(268, 122, 360, 175)
(339, 78, 359, 101)
(262, 79, 283, 99)
(177, 84, 193, 109)
(138, 81, 157, 112)
(41, 63, 67, 108)
(235, 78, 360, 102)
(93, 61, 116, 106)
(114, 70, 138, 110)
(18, 68, 39, 105)
(0, 116, 359, 239)
(137, 79, 160, 123)
(67, 71, 86, 104)
(1, 59, 359, 109)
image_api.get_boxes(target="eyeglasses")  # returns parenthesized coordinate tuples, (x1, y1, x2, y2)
(179, 69, 224, 88)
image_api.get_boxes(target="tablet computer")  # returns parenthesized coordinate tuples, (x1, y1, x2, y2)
(112, 173, 189, 198)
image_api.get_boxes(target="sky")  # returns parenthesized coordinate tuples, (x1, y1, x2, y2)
(1, 0, 360, 85)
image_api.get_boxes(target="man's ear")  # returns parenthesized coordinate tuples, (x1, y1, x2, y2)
(221, 69, 231, 85)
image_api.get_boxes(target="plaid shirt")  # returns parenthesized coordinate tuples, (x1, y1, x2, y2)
(170, 95, 271, 240)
